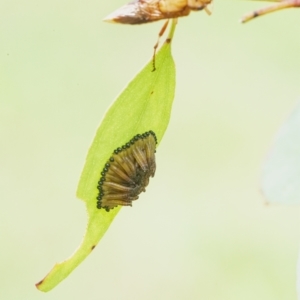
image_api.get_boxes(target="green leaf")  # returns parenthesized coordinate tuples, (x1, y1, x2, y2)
(262, 101, 300, 204)
(36, 21, 176, 292)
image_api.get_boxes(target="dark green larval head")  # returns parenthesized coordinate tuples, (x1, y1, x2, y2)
(96, 131, 157, 212)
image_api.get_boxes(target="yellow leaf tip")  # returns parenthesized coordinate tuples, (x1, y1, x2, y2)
(35, 279, 44, 291)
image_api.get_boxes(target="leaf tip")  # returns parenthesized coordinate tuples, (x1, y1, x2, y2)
(35, 278, 45, 291)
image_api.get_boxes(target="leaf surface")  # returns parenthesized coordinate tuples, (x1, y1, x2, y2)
(36, 24, 176, 292)
(262, 102, 300, 204)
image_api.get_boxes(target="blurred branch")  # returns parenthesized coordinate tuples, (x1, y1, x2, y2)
(241, 0, 300, 23)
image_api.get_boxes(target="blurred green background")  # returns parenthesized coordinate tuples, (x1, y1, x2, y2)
(1, 0, 300, 299)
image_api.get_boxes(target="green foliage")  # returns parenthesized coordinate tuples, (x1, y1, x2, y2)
(36, 24, 176, 292)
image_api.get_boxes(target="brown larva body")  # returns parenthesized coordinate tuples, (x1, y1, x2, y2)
(104, 0, 213, 24)
(96, 131, 157, 212)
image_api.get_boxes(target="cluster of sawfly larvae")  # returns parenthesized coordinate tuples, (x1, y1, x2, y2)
(96, 131, 157, 212)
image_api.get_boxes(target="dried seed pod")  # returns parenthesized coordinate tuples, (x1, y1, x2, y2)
(97, 131, 157, 212)
(104, 0, 213, 25)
